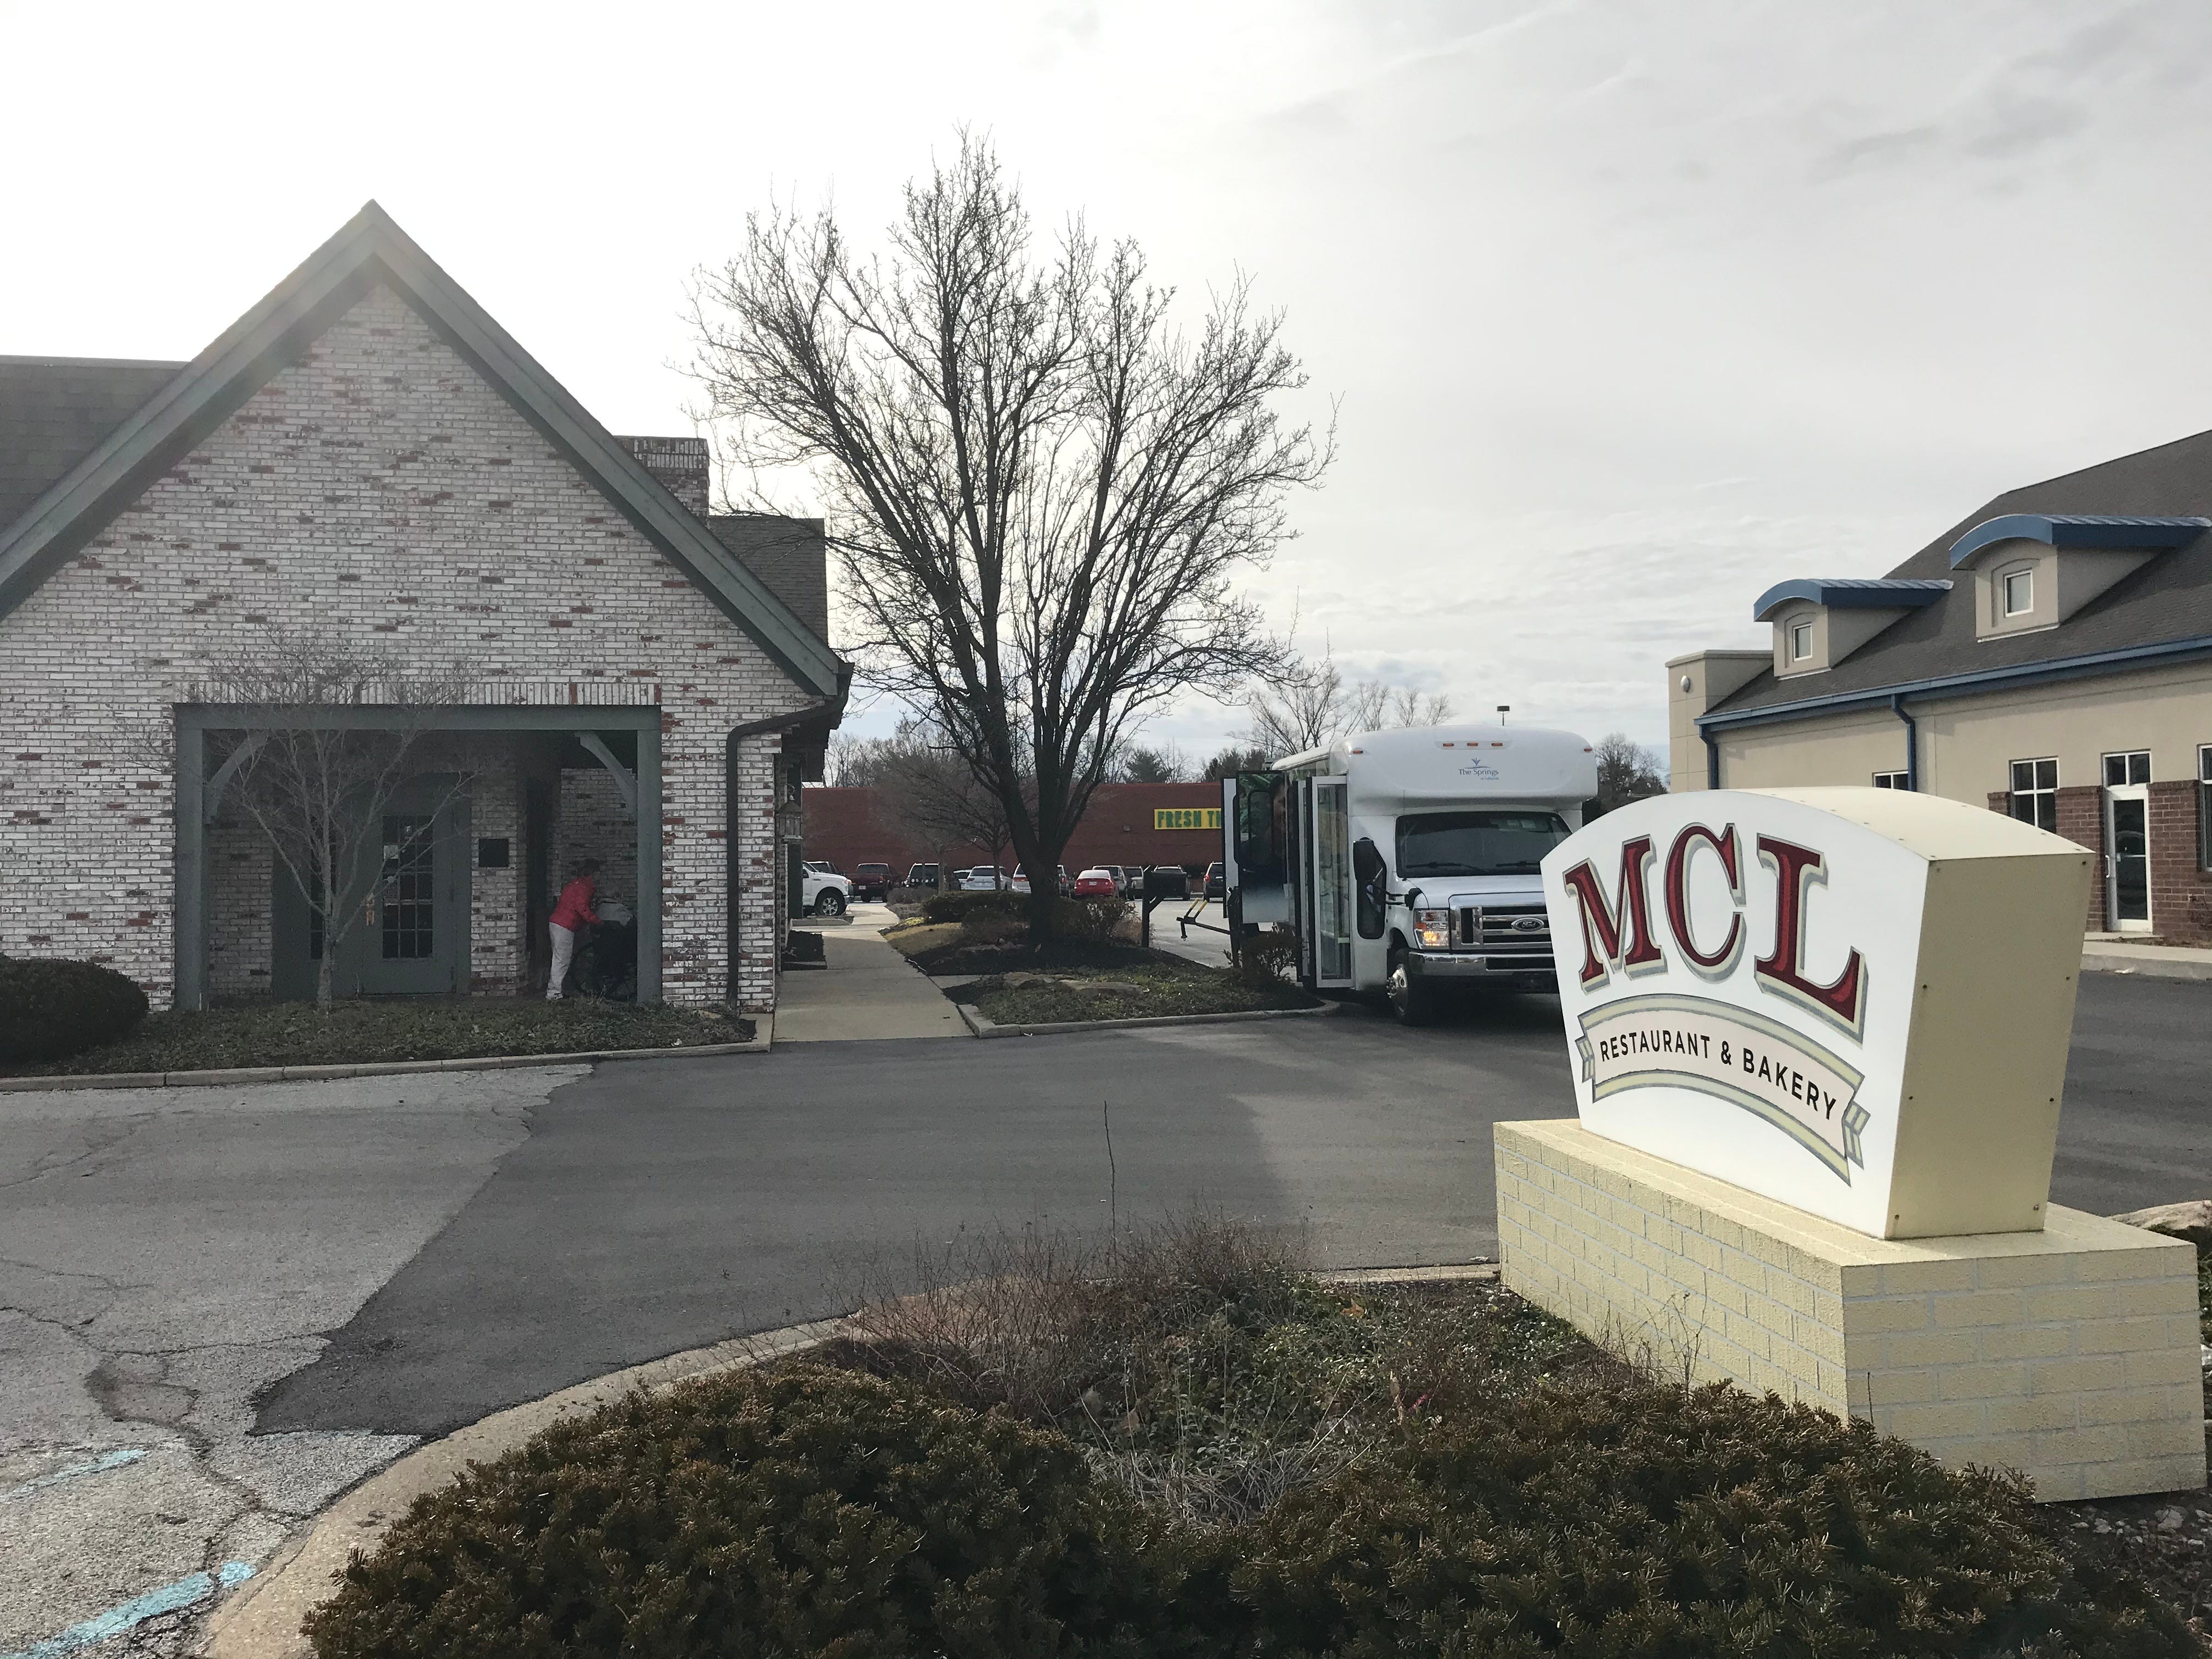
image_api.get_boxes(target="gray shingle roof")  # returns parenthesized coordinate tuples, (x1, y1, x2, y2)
(0, 356, 184, 533)
(707, 516, 829, 645)
(1708, 426, 2212, 720)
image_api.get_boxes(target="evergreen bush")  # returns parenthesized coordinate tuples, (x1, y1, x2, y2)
(1234, 1377, 2193, 1658)
(304, 1366, 1217, 1659)
(0, 956, 149, 1063)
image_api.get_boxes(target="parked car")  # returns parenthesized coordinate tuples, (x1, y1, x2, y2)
(802, 865, 853, 916)
(905, 862, 941, 889)
(1071, 868, 1118, 899)
(1203, 862, 1226, 900)
(960, 867, 1007, 891)
(805, 859, 841, 876)
(852, 861, 893, 901)
(1010, 865, 1068, 895)
(1101, 865, 1132, 895)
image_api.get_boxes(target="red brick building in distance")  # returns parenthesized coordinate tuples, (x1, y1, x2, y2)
(804, 782, 1226, 880)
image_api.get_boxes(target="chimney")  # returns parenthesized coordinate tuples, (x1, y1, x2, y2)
(619, 436, 711, 516)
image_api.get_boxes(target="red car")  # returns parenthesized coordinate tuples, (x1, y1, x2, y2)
(1070, 868, 1118, 899)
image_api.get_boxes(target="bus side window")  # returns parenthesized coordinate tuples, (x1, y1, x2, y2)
(1235, 772, 1285, 883)
(1352, 837, 1387, 939)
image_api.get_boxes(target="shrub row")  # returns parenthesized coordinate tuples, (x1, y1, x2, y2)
(918, 889, 1127, 940)
(306, 1363, 2190, 1659)
(0, 956, 149, 1062)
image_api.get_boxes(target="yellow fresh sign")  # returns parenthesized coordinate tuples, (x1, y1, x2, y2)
(1155, 808, 1222, 831)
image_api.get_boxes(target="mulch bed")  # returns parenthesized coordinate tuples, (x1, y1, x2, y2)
(1, 997, 755, 1077)
(951, 961, 1319, 1024)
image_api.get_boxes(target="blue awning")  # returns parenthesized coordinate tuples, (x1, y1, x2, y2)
(1751, 578, 1951, 623)
(1948, 514, 2211, 570)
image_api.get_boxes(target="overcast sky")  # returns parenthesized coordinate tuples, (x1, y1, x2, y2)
(8, 0, 2211, 760)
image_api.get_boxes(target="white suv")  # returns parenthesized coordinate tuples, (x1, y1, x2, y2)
(802, 864, 853, 916)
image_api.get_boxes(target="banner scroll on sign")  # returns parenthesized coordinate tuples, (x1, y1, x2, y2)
(1576, 993, 1869, 1182)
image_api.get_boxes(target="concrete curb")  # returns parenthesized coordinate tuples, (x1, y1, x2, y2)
(197, 1316, 849, 1659)
(0, 1019, 772, 1093)
(2081, 948, 2212, 982)
(195, 1262, 1498, 1658)
(953, 1000, 1336, 1038)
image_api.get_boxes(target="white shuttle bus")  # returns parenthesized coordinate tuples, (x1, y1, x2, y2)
(1221, 725, 1599, 1024)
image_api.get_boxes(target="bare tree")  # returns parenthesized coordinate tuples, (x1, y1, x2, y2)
(191, 633, 473, 1008)
(1239, 647, 1452, 761)
(873, 719, 1020, 886)
(691, 134, 1328, 942)
(1590, 731, 1667, 816)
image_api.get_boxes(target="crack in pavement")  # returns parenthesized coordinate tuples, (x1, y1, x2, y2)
(0, 1065, 572, 1656)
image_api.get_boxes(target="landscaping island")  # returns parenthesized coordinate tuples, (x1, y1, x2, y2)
(884, 890, 1319, 1025)
(303, 1221, 2200, 1657)
(0, 996, 755, 1078)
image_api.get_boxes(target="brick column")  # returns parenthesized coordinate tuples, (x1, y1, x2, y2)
(2147, 778, 2211, 945)
(2053, 786, 2104, 932)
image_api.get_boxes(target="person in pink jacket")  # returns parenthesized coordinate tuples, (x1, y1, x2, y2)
(546, 859, 602, 1000)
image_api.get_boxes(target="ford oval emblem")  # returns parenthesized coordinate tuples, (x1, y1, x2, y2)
(1512, 916, 1547, 933)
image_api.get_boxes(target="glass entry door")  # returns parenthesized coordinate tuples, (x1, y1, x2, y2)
(2104, 787, 2152, 932)
(1307, 777, 1353, 988)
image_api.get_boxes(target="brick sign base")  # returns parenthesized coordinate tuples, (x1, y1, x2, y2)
(1496, 1119, 2205, 1501)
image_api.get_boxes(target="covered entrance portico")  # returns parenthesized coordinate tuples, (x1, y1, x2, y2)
(174, 700, 665, 1009)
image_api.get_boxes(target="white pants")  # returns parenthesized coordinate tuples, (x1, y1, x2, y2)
(548, 922, 578, 1000)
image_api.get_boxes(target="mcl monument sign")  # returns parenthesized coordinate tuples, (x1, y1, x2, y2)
(1497, 788, 2203, 1501)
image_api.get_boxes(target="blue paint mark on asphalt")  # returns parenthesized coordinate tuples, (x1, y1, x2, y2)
(2, 1562, 255, 1659)
(1, 1448, 148, 1502)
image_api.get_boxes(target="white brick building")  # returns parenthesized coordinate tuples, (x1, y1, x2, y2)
(0, 204, 845, 1011)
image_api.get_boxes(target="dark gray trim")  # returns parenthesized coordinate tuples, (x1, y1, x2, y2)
(1947, 513, 2211, 569)
(0, 203, 842, 697)
(634, 725, 663, 1004)
(1750, 578, 1949, 623)
(1696, 631, 2212, 733)
(174, 720, 206, 1012)
(1705, 729, 1720, 791)
(176, 703, 663, 732)
(1889, 694, 1918, 792)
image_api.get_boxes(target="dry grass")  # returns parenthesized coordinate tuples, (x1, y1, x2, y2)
(805, 1215, 1595, 1527)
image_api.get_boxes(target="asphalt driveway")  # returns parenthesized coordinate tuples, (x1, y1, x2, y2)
(3, 973, 2209, 1652)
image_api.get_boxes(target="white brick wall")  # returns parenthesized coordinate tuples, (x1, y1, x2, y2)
(1498, 1118, 2206, 1502)
(0, 284, 812, 1008)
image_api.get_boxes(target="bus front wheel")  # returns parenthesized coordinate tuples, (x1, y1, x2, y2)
(1385, 946, 1439, 1027)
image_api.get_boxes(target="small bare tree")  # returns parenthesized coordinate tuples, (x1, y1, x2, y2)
(193, 633, 473, 1008)
(692, 134, 1328, 944)
(1590, 732, 1668, 816)
(874, 719, 1021, 885)
(1240, 647, 1452, 761)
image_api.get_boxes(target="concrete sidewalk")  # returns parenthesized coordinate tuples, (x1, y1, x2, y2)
(773, 906, 968, 1042)
(2081, 939, 2212, 981)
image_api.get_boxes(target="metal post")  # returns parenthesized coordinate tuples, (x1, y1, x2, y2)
(635, 723, 663, 1003)
(173, 715, 206, 1012)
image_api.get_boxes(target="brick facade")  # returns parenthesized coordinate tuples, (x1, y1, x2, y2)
(1498, 1119, 2205, 1502)
(1987, 780, 2212, 943)
(0, 283, 819, 1008)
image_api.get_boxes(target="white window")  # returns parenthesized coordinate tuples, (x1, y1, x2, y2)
(2199, 745, 2212, 871)
(2008, 758, 2057, 832)
(2000, 566, 2034, 618)
(2103, 750, 2150, 787)
(1788, 620, 1813, 662)
(1871, 771, 1908, 789)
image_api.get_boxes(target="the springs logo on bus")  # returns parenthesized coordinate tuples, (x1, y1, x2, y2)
(1539, 788, 2090, 1239)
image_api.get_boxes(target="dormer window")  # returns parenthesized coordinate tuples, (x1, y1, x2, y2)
(1949, 514, 2210, 641)
(1751, 578, 1951, 678)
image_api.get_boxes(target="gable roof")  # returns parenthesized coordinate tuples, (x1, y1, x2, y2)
(0, 204, 842, 697)
(0, 356, 185, 530)
(1705, 426, 2212, 726)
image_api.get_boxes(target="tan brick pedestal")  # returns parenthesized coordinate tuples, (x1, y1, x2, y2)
(1497, 1119, 2205, 1500)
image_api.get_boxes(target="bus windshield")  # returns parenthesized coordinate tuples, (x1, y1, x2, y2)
(1395, 810, 1571, 878)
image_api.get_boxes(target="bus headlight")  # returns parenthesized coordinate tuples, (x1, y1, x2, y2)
(1414, 907, 1452, 950)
